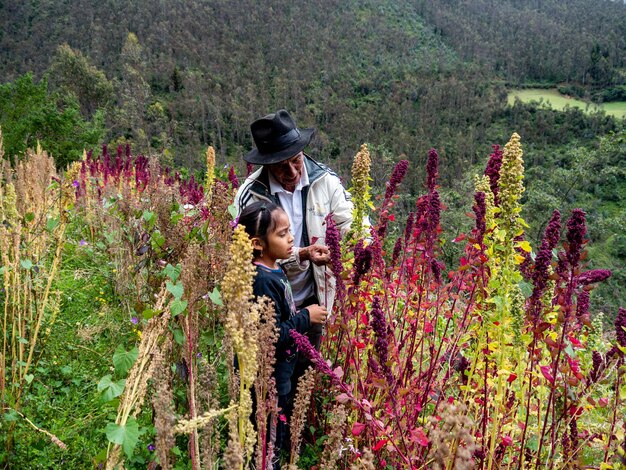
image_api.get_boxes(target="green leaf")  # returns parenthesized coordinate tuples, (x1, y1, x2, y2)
(98, 375, 126, 402)
(170, 213, 184, 225)
(208, 287, 223, 306)
(518, 280, 533, 299)
(20, 259, 33, 270)
(3, 410, 19, 422)
(170, 299, 188, 317)
(113, 345, 138, 375)
(620, 383, 626, 401)
(564, 344, 575, 358)
(151, 231, 165, 251)
(105, 417, 140, 458)
(142, 210, 155, 223)
(0, 266, 5, 274)
(228, 203, 238, 220)
(141, 308, 159, 320)
(24, 374, 34, 384)
(163, 263, 181, 282)
(24, 212, 35, 223)
(172, 328, 184, 345)
(166, 280, 184, 299)
(18, 336, 29, 344)
(46, 216, 60, 232)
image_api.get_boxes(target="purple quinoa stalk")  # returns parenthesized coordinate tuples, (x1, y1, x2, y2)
(377, 159, 409, 239)
(325, 214, 345, 305)
(485, 144, 503, 206)
(566, 209, 587, 270)
(528, 210, 561, 325)
(426, 148, 439, 193)
(473, 191, 486, 244)
(228, 166, 239, 189)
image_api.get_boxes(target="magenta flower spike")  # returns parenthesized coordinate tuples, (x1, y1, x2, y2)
(566, 209, 587, 269)
(473, 191, 486, 243)
(485, 144, 503, 206)
(616, 307, 626, 348)
(528, 210, 561, 323)
(325, 214, 345, 304)
(426, 148, 439, 193)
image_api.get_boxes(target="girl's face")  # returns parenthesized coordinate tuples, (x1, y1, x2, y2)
(259, 209, 294, 262)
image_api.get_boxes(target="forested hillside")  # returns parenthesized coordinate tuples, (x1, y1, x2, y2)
(1, 0, 625, 315)
(414, 0, 626, 87)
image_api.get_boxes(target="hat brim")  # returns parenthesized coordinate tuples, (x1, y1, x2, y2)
(244, 128, 315, 164)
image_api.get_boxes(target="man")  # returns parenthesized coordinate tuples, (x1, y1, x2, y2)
(234, 109, 353, 321)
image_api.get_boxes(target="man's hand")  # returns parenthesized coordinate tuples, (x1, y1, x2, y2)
(306, 304, 328, 324)
(299, 245, 330, 266)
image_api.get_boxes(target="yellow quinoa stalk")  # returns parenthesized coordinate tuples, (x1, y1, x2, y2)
(173, 405, 237, 435)
(1, 145, 66, 455)
(106, 286, 171, 469)
(484, 133, 527, 470)
(350, 144, 372, 239)
(204, 146, 216, 203)
(221, 224, 260, 468)
(498, 133, 525, 234)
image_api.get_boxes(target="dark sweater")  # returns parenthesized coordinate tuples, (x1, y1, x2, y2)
(253, 264, 311, 396)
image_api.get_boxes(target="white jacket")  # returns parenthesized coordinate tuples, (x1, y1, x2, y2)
(234, 155, 353, 312)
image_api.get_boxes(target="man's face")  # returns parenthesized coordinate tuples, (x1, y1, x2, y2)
(268, 152, 304, 192)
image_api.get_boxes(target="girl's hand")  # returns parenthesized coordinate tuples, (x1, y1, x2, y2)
(307, 304, 328, 324)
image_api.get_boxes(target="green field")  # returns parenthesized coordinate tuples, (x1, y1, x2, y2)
(508, 88, 626, 119)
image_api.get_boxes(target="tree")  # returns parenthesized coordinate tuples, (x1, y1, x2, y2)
(47, 44, 114, 118)
(111, 33, 152, 152)
(0, 73, 105, 167)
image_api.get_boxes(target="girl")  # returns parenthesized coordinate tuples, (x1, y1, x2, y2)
(238, 201, 327, 462)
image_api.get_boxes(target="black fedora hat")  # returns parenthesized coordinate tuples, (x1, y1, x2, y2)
(244, 109, 315, 164)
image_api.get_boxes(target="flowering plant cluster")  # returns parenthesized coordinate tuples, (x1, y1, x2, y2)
(2, 135, 623, 469)
(292, 134, 625, 468)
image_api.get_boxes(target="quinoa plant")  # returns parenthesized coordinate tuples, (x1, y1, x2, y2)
(292, 134, 624, 469)
(1, 141, 70, 458)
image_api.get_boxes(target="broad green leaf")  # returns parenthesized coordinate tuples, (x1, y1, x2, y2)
(105, 417, 140, 458)
(98, 374, 126, 402)
(3, 410, 19, 422)
(113, 345, 138, 375)
(46, 216, 60, 232)
(170, 299, 188, 317)
(142, 308, 159, 320)
(208, 287, 222, 306)
(170, 213, 184, 225)
(166, 281, 184, 299)
(24, 212, 35, 222)
(142, 210, 155, 223)
(228, 203, 238, 220)
(24, 374, 34, 384)
(172, 328, 184, 345)
(151, 231, 165, 250)
(163, 263, 181, 282)
(518, 280, 533, 299)
(20, 259, 33, 270)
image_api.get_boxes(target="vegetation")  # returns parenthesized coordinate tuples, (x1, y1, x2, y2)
(507, 89, 626, 119)
(1, 136, 625, 468)
(0, 0, 625, 467)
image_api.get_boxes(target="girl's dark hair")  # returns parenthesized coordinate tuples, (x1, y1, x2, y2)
(238, 201, 282, 258)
